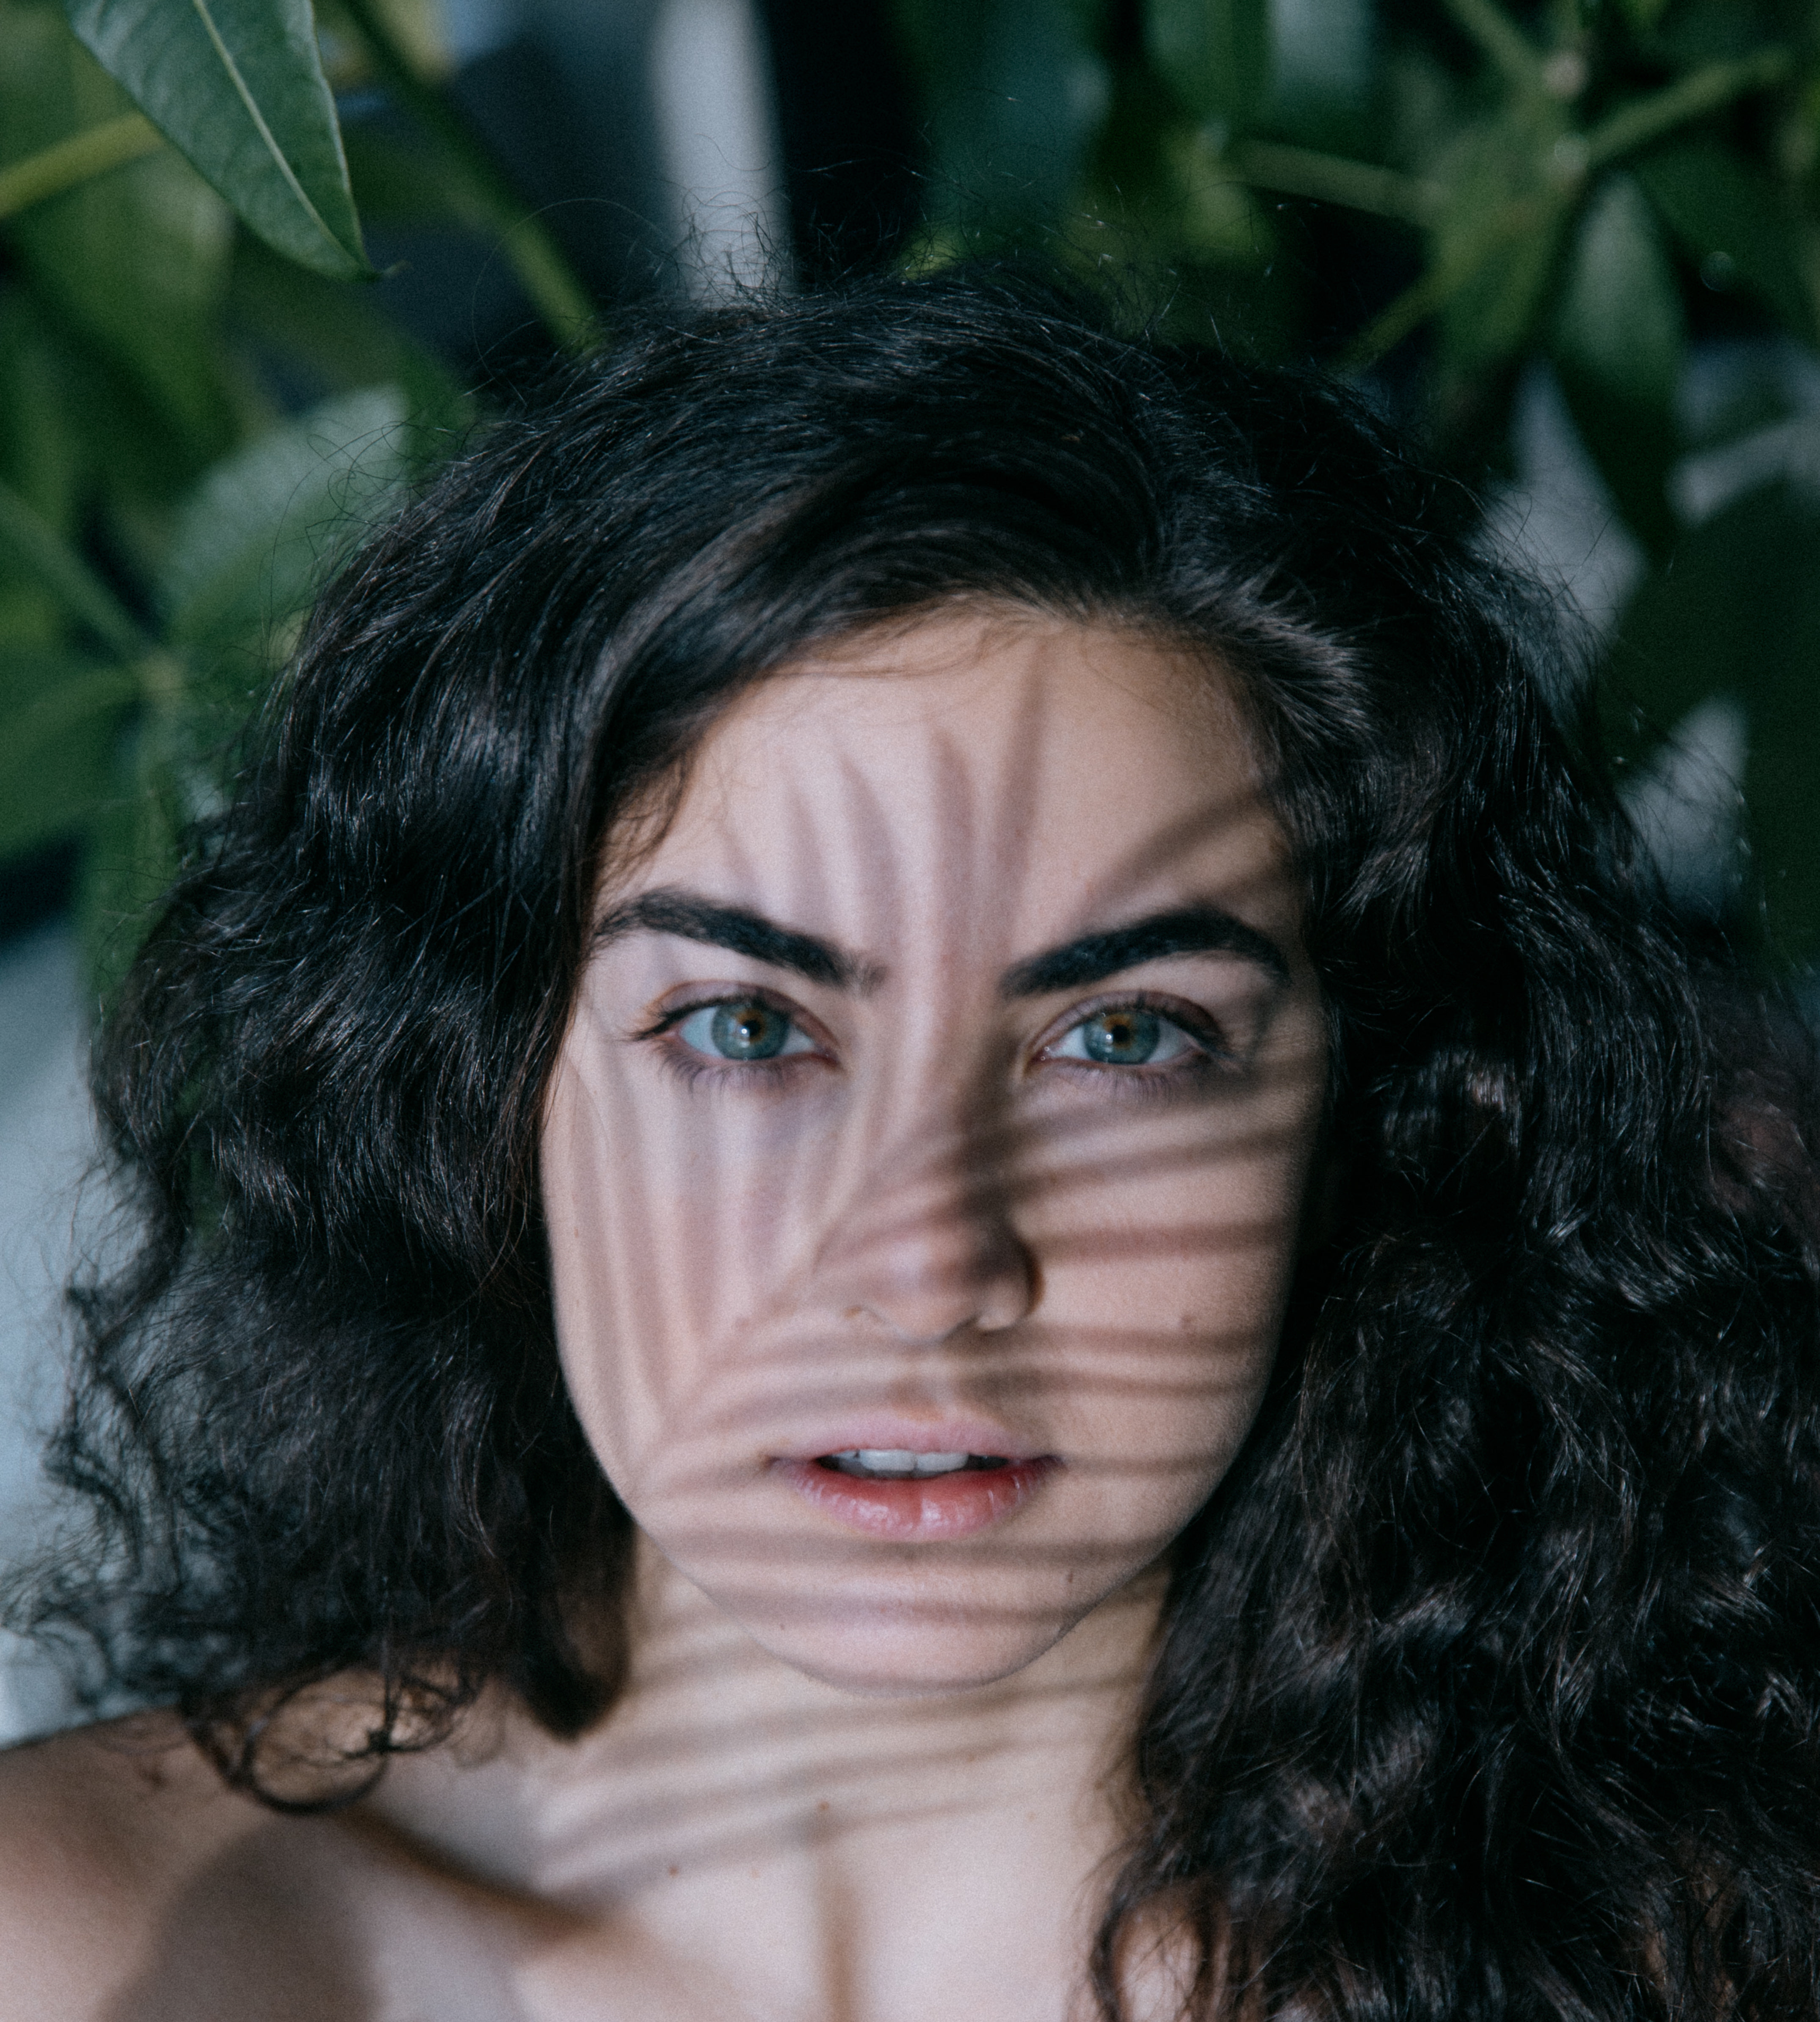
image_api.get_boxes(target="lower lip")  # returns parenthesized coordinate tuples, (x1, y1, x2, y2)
(776, 1458, 1055, 1539)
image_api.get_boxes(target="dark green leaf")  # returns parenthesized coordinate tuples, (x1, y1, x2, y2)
(903, 0, 1109, 236)
(65, 0, 371, 280)
(225, 232, 473, 448)
(1608, 480, 1820, 962)
(157, 386, 411, 645)
(0, 292, 79, 532)
(0, 15, 241, 460)
(342, 121, 468, 226)
(1635, 140, 1814, 345)
(0, 648, 138, 859)
(1550, 173, 1684, 555)
(0, 290, 83, 646)
(16, 149, 240, 459)
(74, 739, 184, 1006)
(0, 477, 150, 658)
(1147, 0, 1271, 132)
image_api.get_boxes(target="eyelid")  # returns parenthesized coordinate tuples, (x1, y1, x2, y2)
(635, 983, 837, 1058)
(1031, 990, 1233, 1067)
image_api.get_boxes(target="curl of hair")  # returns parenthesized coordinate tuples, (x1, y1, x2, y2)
(21, 271, 1820, 2011)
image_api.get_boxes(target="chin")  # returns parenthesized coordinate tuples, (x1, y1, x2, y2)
(733, 1595, 1084, 1699)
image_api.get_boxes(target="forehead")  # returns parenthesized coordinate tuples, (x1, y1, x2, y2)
(633, 608, 1295, 945)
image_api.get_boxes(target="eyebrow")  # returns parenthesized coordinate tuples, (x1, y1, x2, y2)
(998, 905, 1291, 998)
(596, 891, 1290, 1000)
(594, 889, 882, 991)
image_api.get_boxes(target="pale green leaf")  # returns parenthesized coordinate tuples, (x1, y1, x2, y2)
(157, 386, 411, 645)
(65, 0, 371, 280)
(1553, 174, 1684, 414)
(1550, 174, 1684, 553)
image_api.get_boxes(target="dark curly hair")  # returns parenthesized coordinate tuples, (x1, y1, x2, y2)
(21, 270, 1820, 2018)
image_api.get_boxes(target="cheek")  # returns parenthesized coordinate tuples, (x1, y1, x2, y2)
(539, 1030, 835, 1487)
(1017, 1081, 1322, 1507)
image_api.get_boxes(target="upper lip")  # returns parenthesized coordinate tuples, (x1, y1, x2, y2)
(771, 1416, 1048, 1463)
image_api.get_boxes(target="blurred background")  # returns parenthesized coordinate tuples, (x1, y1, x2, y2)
(1, 0, 1817, 1737)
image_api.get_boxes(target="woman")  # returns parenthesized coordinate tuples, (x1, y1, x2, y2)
(2, 271, 1817, 2019)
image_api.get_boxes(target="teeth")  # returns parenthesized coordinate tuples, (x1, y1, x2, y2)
(824, 1449, 1006, 1479)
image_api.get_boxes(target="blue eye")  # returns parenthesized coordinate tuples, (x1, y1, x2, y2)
(1051, 1006, 1198, 1067)
(674, 999, 815, 1062)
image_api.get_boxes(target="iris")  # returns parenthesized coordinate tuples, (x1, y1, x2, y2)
(707, 1001, 790, 1060)
(1078, 1007, 1162, 1065)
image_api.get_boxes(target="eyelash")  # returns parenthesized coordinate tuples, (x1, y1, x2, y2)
(1035, 991, 1233, 1098)
(637, 989, 1233, 1095)
(637, 990, 831, 1090)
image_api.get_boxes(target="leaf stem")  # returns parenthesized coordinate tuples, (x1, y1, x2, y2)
(334, 0, 597, 349)
(1583, 46, 1793, 172)
(1338, 199, 1549, 370)
(0, 113, 163, 223)
(1237, 141, 1441, 225)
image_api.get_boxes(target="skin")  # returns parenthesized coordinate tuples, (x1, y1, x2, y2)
(0, 609, 1327, 2021)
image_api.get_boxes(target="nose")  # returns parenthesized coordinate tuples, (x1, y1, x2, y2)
(817, 1157, 1037, 1345)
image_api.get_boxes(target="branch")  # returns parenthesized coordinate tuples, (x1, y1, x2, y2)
(1441, 0, 1545, 98)
(1237, 141, 1441, 226)
(0, 114, 163, 223)
(1583, 45, 1794, 173)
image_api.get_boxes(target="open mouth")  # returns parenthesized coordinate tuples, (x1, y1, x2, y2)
(781, 1449, 1052, 1538)
(817, 1450, 1011, 1480)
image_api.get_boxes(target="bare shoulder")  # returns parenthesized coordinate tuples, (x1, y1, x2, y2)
(0, 1709, 532, 2021)
(0, 1712, 270, 2016)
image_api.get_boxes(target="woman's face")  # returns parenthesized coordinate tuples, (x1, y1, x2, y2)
(541, 608, 1328, 1694)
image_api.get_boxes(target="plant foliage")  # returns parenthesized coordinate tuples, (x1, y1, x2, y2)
(3, 0, 1820, 979)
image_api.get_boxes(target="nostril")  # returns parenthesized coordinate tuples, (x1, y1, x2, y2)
(812, 1164, 1038, 1342)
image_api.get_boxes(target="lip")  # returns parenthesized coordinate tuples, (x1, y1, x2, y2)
(773, 1415, 1044, 1467)
(771, 1420, 1056, 1540)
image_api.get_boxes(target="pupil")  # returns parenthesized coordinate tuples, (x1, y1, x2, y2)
(1084, 1007, 1159, 1064)
(712, 1001, 786, 1059)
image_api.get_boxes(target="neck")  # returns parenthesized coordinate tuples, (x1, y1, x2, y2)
(368, 1535, 1168, 2014)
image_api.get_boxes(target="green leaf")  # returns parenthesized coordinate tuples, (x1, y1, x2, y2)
(341, 120, 467, 226)
(1550, 173, 1684, 555)
(1431, 110, 1573, 372)
(0, 648, 138, 860)
(1635, 139, 1815, 345)
(0, 293, 79, 532)
(19, 149, 240, 459)
(64, 0, 372, 280)
(0, 15, 240, 462)
(75, 734, 185, 1006)
(1147, 0, 1271, 132)
(157, 386, 411, 645)
(0, 477, 150, 658)
(1608, 480, 1820, 962)
(0, 291, 84, 645)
